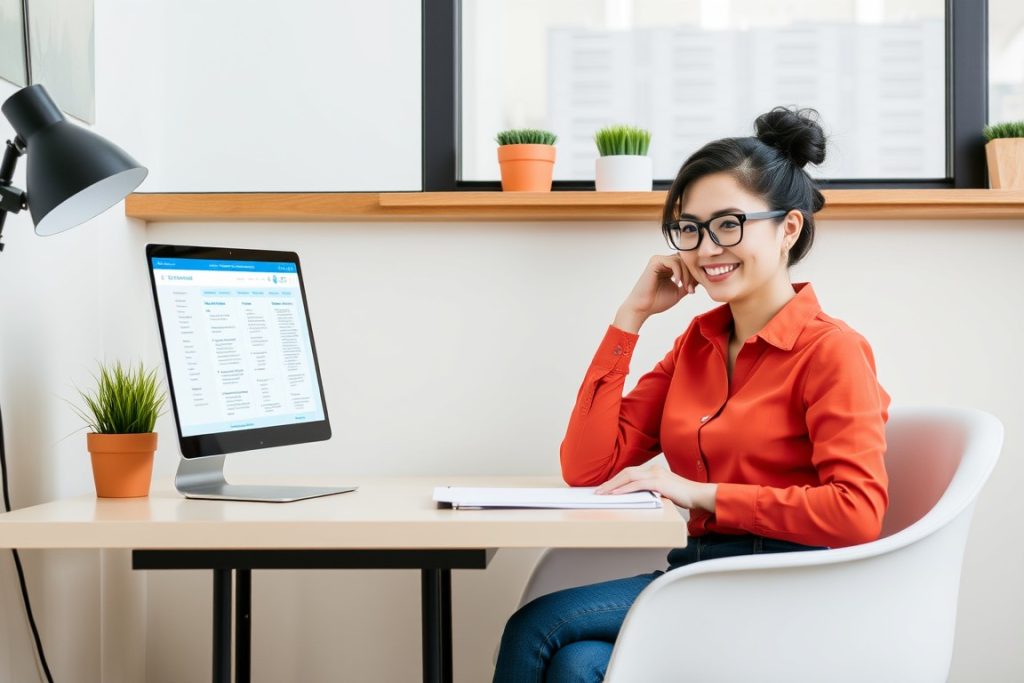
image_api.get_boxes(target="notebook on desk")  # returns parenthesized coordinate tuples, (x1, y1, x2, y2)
(432, 486, 662, 510)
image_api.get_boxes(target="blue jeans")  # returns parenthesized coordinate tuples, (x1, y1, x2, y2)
(492, 533, 826, 683)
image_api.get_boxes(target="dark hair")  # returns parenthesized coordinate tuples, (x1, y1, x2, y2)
(661, 106, 826, 267)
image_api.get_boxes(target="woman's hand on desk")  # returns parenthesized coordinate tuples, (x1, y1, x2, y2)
(594, 465, 717, 513)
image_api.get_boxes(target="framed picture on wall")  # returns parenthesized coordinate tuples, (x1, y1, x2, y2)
(0, 0, 28, 87)
(27, 0, 95, 123)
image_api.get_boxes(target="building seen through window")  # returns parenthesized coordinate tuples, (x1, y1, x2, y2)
(462, 0, 948, 183)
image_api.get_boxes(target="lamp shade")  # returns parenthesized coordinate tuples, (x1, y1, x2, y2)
(1, 84, 147, 236)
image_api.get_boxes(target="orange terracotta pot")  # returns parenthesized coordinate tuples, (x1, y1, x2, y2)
(87, 432, 157, 498)
(986, 139, 1024, 189)
(497, 144, 556, 191)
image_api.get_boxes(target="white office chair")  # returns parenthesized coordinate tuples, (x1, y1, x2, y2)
(506, 406, 1004, 682)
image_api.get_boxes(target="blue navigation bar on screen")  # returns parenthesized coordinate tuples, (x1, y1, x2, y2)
(152, 257, 297, 273)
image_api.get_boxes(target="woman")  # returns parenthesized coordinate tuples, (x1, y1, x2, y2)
(493, 107, 891, 682)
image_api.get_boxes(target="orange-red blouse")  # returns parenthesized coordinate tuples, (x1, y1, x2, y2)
(560, 282, 891, 548)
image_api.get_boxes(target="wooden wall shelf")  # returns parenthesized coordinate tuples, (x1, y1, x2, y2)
(124, 189, 1024, 223)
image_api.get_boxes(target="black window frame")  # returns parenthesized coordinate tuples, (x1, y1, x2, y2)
(423, 0, 988, 191)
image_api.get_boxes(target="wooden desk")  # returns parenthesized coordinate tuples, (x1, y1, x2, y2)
(0, 475, 686, 683)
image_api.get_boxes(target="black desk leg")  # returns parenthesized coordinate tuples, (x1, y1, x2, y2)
(212, 569, 233, 683)
(421, 568, 453, 683)
(236, 569, 252, 683)
(440, 569, 452, 680)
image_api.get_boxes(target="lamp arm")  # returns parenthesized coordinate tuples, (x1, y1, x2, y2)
(0, 137, 28, 252)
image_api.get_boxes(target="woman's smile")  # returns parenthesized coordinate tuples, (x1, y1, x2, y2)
(701, 262, 740, 282)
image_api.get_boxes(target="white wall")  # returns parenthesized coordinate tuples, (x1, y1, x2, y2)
(0, 1, 1021, 682)
(139, 218, 1024, 683)
(142, 0, 421, 192)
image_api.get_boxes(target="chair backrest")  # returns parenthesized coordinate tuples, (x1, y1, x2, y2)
(880, 406, 972, 537)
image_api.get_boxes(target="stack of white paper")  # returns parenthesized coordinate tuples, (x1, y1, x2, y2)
(432, 486, 662, 510)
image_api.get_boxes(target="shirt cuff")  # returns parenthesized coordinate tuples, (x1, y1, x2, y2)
(713, 483, 760, 532)
(592, 325, 639, 374)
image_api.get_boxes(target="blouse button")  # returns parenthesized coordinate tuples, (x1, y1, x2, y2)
(612, 345, 622, 355)
(699, 415, 711, 423)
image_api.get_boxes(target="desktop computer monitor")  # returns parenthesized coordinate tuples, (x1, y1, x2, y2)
(146, 244, 356, 502)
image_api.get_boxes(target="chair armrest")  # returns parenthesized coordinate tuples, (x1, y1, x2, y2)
(605, 514, 975, 683)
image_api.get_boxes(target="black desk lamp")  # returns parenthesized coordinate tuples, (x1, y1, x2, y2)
(0, 83, 148, 249)
(0, 83, 147, 683)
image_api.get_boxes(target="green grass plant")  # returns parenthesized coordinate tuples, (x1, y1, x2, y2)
(495, 128, 558, 146)
(595, 125, 652, 156)
(73, 361, 167, 434)
(983, 121, 1024, 141)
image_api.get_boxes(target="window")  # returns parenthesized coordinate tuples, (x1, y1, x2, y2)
(989, 0, 1024, 124)
(424, 0, 988, 189)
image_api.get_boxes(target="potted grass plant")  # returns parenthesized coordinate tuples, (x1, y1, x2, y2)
(496, 128, 558, 191)
(984, 120, 1024, 189)
(73, 361, 167, 498)
(594, 124, 652, 191)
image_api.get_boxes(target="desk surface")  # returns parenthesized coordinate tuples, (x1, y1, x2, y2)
(0, 476, 687, 550)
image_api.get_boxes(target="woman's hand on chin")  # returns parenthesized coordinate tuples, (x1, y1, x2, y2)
(595, 464, 717, 513)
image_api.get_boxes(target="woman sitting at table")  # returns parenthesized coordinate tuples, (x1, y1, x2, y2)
(493, 106, 891, 682)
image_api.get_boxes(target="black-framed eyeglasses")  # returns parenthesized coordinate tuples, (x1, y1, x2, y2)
(662, 210, 790, 251)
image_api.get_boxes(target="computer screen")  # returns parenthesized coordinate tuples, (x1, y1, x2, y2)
(147, 244, 331, 459)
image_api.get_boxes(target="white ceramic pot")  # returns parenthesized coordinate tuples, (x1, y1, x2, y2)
(595, 155, 653, 191)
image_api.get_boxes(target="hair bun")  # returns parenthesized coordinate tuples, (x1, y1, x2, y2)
(754, 107, 826, 168)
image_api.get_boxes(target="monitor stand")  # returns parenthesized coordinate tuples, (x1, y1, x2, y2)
(175, 455, 358, 503)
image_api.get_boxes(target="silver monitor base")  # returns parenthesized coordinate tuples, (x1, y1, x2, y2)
(175, 455, 357, 503)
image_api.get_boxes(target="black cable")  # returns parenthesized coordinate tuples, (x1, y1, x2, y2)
(1, 402, 55, 683)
